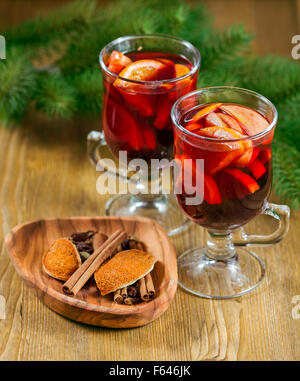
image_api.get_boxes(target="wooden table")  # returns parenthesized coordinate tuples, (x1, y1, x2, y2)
(0, 0, 299, 361)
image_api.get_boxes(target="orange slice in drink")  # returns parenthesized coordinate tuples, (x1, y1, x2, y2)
(114, 59, 168, 117)
(174, 63, 190, 78)
(178, 154, 222, 204)
(185, 122, 202, 133)
(223, 168, 260, 194)
(196, 126, 244, 141)
(115, 59, 168, 88)
(196, 126, 245, 174)
(107, 50, 132, 74)
(249, 159, 266, 179)
(191, 103, 222, 123)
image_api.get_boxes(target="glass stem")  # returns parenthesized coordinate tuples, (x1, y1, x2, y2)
(131, 168, 166, 203)
(206, 231, 236, 261)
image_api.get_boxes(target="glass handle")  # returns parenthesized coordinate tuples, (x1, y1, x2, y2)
(87, 130, 106, 167)
(232, 202, 290, 247)
(87, 130, 137, 184)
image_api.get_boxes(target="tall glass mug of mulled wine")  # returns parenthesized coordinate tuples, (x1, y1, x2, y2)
(87, 34, 200, 236)
(171, 87, 290, 298)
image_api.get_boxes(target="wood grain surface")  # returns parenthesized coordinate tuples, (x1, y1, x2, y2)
(0, 0, 299, 361)
(5, 216, 177, 328)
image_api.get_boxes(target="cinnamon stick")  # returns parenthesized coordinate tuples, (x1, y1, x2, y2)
(138, 276, 149, 301)
(121, 287, 128, 298)
(63, 230, 126, 296)
(138, 272, 155, 301)
(124, 297, 134, 305)
(113, 289, 123, 304)
(145, 273, 155, 298)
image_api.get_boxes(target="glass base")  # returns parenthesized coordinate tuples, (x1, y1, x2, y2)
(178, 247, 265, 299)
(105, 193, 190, 236)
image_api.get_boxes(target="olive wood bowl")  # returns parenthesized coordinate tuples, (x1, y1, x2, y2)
(5, 216, 177, 328)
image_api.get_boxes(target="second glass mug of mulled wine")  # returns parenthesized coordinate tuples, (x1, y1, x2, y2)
(87, 34, 200, 236)
(171, 87, 290, 298)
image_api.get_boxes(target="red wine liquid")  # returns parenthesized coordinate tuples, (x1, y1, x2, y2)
(102, 51, 197, 163)
(174, 103, 274, 232)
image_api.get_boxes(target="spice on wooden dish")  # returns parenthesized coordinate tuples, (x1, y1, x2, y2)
(42, 230, 156, 305)
(94, 249, 155, 296)
(43, 238, 81, 281)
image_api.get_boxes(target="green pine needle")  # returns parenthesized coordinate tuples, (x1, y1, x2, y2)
(200, 25, 253, 70)
(241, 55, 300, 102)
(35, 75, 76, 119)
(2, 0, 98, 58)
(273, 143, 300, 210)
(0, 48, 36, 126)
(70, 69, 103, 116)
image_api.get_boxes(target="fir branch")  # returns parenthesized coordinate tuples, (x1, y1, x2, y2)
(2, 0, 98, 58)
(0, 48, 36, 126)
(35, 75, 77, 120)
(58, 0, 195, 73)
(276, 92, 300, 151)
(241, 55, 300, 103)
(200, 25, 253, 70)
(273, 142, 300, 209)
(175, 2, 212, 44)
(197, 66, 244, 88)
(70, 69, 103, 116)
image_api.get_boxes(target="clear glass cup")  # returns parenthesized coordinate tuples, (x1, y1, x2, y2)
(87, 34, 200, 236)
(171, 86, 290, 298)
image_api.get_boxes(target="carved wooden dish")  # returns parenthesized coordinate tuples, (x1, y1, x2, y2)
(5, 216, 177, 328)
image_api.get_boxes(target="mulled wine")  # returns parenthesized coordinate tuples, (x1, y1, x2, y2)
(102, 50, 197, 163)
(174, 102, 274, 232)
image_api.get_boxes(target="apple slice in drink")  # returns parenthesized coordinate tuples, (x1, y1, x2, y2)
(215, 113, 244, 133)
(204, 112, 227, 128)
(219, 104, 269, 136)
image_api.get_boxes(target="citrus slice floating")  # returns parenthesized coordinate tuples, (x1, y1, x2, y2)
(107, 50, 132, 74)
(185, 122, 202, 132)
(114, 59, 168, 88)
(215, 113, 244, 133)
(174, 63, 190, 78)
(191, 103, 222, 123)
(219, 104, 269, 136)
(204, 112, 227, 128)
(259, 147, 272, 164)
(196, 126, 245, 174)
(249, 159, 266, 180)
(178, 154, 222, 204)
(114, 59, 168, 117)
(223, 168, 260, 194)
